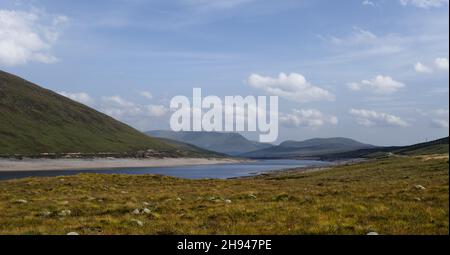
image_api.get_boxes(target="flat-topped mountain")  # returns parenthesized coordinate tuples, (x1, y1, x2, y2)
(146, 130, 273, 156)
(0, 70, 191, 157)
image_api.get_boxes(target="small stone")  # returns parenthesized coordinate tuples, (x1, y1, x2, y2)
(132, 209, 140, 215)
(67, 232, 79, 235)
(414, 197, 422, 201)
(16, 199, 28, 204)
(248, 194, 257, 199)
(60, 200, 69, 205)
(143, 202, 150, 206)
(58, 209, 71, 217)
(367, 232, 379, 235)
(414, 185, 426, 190)
(176, 197, 182, 201)
(41, 210, 51, 216)
(131, 219, 144, 227)
(143, 208, 151, 214)
(225, 199, 232, 204)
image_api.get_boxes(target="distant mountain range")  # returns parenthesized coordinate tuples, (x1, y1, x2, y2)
(242, 137, 375, 158)
(0, 70, 217, 158)
(146, 131, 377, 158)
(146, 130, 273, 156)
(146, 130, 449, 160)
(321, 137, 449, 160)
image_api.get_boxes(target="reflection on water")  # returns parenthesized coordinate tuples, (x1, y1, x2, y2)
(0, 159, 329, 181)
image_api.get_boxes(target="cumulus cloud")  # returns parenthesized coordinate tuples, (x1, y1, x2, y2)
(347, 75, 405, 94)
(350, 109, 409, 127)
(101, 95, 168, 119)
(0, 9, 68, 66)
(415, 57, 449, 74)
(248, 73, 335, 103)
(399, 0, 449, 8)
(140, 91, 153, 99)
(147, 104, 168, 117)
(58, 91, 94, 105)
(280, 109, 338, 128)
(430, 109, 449, 129)
(415, 62, 433, 73)
(434, 57, 449, 71)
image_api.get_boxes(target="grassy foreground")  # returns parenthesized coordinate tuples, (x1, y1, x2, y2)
(0, 155, 448, 235)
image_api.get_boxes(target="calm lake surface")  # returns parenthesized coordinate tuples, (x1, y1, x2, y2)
(0, 159, 329, 181)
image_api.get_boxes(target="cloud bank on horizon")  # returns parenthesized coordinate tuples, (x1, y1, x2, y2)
(0, 0, 448, 146)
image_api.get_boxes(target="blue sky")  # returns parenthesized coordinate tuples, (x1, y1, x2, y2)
(0, 0, 448, 145)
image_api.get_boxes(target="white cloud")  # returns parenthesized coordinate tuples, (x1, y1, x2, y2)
(58, 91, 93, 105)
(415, 57, 449, 74)
(415, 62, 433, 73)
(102, 95, 135, 107)
(280, 109, 338, 128)
(100, 95, 168, 119)
(430, 109, 449, 129)
(330, 28, 378, 46)
(434, 57, 449, 71)
(350, 109, 409, 127)
(348, 75, 405, 94)
(140, 91, 153, 99)
(399, 0, 449, 8)
(362, 0, 376, 6)
(0, 9, 68, 66)
(147, 104, 168, 117)
(248, 72, 335, 103)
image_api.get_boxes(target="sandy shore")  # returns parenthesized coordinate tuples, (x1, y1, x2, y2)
(0, 158, 241, 172)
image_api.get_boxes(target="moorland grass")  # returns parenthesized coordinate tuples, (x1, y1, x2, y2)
(0, 155, 448, 235)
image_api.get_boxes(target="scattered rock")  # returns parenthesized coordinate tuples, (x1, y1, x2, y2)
(132, 209, 140, 215)
(58, 209, 71, 217)
(248, 194, 257, 199)
(67, 232, 79, 235)
(225, 199, 232, 204)
(15, 199, 28, 204)
(367, 232, 379, 235)
(143, 202, 150, 206)
(131, 219, 144, 227)
(41, 210, 52, 216)
(414, 197, 422, 201)
(414, 185, 426, 190)
(176, 197, 182, 201)
(143, 208, 151, 214)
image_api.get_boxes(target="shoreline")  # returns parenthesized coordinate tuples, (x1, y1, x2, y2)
(231, 158, 366, 180)
(0, 157, 242, 172)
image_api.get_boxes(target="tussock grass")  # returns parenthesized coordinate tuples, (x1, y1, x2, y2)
(0, 156, 448, 235)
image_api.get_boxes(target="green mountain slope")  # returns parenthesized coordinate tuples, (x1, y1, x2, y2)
(146, 130, 273, 156)
(243, 137, 375, 158)
(0, 70, 181, 156)
(154, 137, 226, 158)
(323, 137, 449, 160)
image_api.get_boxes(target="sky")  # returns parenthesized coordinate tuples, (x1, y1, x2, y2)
(0, 0, 449, 146)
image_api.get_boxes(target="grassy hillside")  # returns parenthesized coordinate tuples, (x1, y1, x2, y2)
(147, 130, 273, 156)
(324, 137, 449, 160)
(0, 70, 180, 156)
(243, 137, 374, 159)
(0, 155, 447, 234)
(154, 137, 226, 158)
